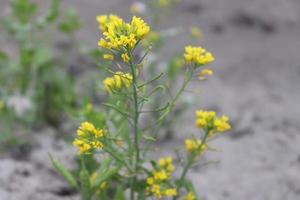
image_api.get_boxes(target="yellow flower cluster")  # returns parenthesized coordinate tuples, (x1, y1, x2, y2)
(183, 192, 196, 200)
(73, 122, 107, 154)
(146, 157, 177, 199)
(97, 15, 150, 51)
(184, 46, 214, 66)
(103, 71, 132, 93)
(185, 139, 206, 154)
(195, 110, 231, 134)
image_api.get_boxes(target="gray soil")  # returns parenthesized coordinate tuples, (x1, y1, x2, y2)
(1, 0, 300, 199)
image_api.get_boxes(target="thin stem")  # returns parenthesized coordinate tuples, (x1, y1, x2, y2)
(128, 50, 140, 200)
(173, 128, 210, 200)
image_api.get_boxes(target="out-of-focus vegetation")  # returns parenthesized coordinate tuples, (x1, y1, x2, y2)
(0, 0, 80, 144)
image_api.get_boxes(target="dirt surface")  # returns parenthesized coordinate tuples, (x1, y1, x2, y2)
(1, 0, 300, 199)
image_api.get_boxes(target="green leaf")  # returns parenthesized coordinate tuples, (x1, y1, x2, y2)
(49, 154, 78, 188)
(11, 0, 37, 23)
(58, 8, 80, 34)
(45, 0, 60, 22)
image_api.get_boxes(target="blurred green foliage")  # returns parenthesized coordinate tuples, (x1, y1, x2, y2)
(0, 0, 80, 143)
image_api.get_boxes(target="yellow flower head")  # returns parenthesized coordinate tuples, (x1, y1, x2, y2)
(184, 46, 214, 66)
(146, 156, 176, 198)
(198, 69, 213, 80)
(103, 71, 133, 93)
(195, 110, 231, 134)
(183, 192, 196, 200)
(73, 122, 107, 154)
(185, 139, 206, 154)
(121, 53, 130, 63)
(103, 54, 114, 60)
(97, 15, 150, 51)
(164, 188, 177, 197)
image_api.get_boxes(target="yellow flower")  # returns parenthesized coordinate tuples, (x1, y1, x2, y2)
(121, 53, 130, 62)
(146, 156, 176, 198)
(214, 115, 231, 132)
(153, 170, 168, 181)
(185, 139, 206, 154)
(164, 188, 177, 197)
(96, 14, 121, 31)
(195, 110, 231, 134)
(103, 54, 114, 60)
(97, 15, 150, 51)
(103, 71, 132, 93)
(147, 177, 154, 185)
(183, 192, 196, 200)
(73, 122, 106, 154)
(198, 69, 213, 80)
(184, 46, 214, 66)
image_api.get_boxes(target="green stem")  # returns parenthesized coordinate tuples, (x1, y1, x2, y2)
(128, 50, 140, 200)
(173, 128, 210, 200)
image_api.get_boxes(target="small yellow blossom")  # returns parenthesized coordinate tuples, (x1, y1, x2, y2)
(121, 53, 130, 62)
(164, 188, 177, 197)
(97, 15, 150, 51)
(190, 26, 203, 39)
(214, 115, 231, 132)
(146, 156, 176, 199)
(73, 122, 106, 154)
(195, 110, 231, 134)
(184, 46, 214, 66)
(103, 54, 114, 60)
(103, 71, 132, 93)
(147, 177, 154, 185)
(185, 139, 206, 153)
(183, 192, 196, 200)
(153, 170, 168, 181)
(198, 69, 213, 80)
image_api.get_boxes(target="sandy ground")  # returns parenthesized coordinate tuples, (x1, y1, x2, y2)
(1, 0, 300, 199)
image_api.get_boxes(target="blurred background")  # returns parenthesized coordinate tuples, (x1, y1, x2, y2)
(0, 0, 300, 200)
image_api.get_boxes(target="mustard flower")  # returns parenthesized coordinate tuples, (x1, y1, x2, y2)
(195, 110, 231, 134)
(73, 122, 107, 154)
(185, 139, 206, 154)
(146, 157, 177, 199)
(121, 53, 130, 63)
(184, 46, 214, 66)
(103, 54, 114, 60)
(183, 192, 196, 200)
(97, 15, 150, 51)
(103, 71, 133, 93)
(198, 68, 213, 80)
(164, 188, 178, 197)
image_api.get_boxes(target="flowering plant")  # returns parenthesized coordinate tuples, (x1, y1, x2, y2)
(51, 15, 231, 200)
